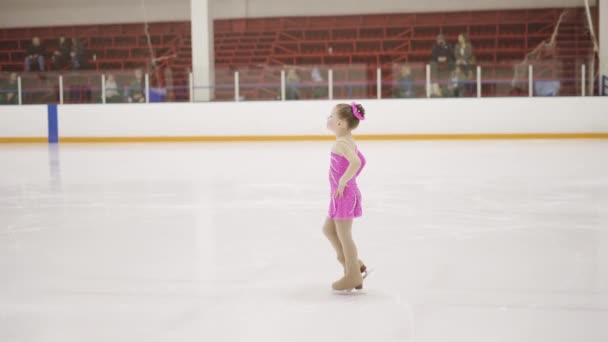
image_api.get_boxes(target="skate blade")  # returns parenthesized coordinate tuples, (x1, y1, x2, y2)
(332, 288, 365, 295)
(333, 284, 364, 294)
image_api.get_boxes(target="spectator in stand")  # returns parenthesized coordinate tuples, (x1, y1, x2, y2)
(430, 83, 444, 98)
(465, 54, 477, 96)
(430, 34, 453, 88)
(448, 66, 466, 97)
(104, 74, 122, 103)
(454, 33, 473, 71)
(395, 65, 416, 98)
(70, 37, 86, 69)
(454, 33, 475, 95)
(311, 65, 326, 99)
(128, 68, 146, 103)
(431, 34, 453, 66)
(0, 73, 19, 105)
(534, 80, 561, 96)
(286, 68, 300, 100)
(24, 37, 46, 72)
(52, 36, 71, 69)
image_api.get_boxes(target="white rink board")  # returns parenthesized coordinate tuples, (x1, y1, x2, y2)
(57, 98, 608, 137)
(0, 105, 47, 138)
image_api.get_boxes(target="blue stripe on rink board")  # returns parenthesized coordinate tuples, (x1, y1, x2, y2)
(47, 104, 58, 144)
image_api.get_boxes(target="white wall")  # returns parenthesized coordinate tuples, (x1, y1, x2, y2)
(210, 0, 597, 20)
(0, 0, 191, 28)
(0, 0, 597, 28)
(0, 105, 48, 138)
(50, 98, 608, 139)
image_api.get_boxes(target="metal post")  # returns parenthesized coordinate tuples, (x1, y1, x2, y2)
(189, 72, 194, 102)
(377, 67, 382, 99)
(145, 73, 150, 103)
(280, 70, 286, 101)
(328, 69, 333, 100)
(426, 64, 431, 98)
(528, 65, 533, 97)
(581, 64, 586, 97)
(58, 75, 64, 104)
(477, 65, 482, 98)
(101, 74, 106, 104)
(17, 76, 22, 105)
(234, 71, 240, 102)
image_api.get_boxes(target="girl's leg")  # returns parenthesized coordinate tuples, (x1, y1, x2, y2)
(332, 219, 363, 291)
(322, 217, 344, 264)
(323, 217, 366, 270)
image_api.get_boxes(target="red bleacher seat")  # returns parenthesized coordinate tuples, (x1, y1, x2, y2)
(213, 7, 595, 99)
(0, 7, 597, 100)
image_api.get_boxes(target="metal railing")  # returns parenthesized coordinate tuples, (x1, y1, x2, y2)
(1, 64, 603, 105)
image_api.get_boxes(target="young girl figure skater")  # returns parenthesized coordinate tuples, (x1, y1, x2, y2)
(323, 102, 368, 292)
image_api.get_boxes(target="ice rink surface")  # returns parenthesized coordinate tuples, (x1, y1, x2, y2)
(1, 140, 607, 342)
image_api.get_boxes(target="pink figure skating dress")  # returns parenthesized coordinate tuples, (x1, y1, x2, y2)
(328, 149, 366, 220)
